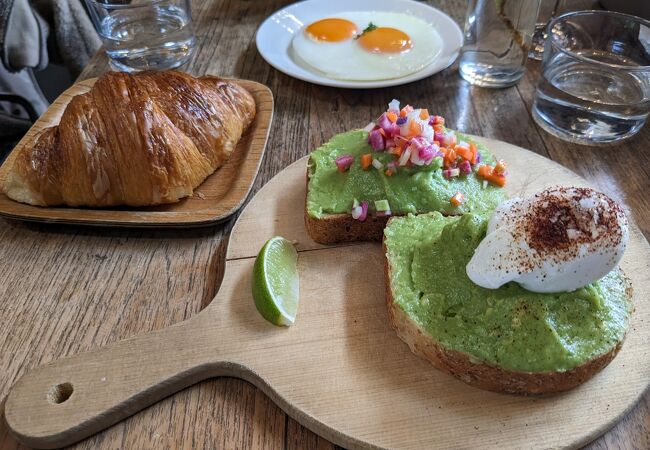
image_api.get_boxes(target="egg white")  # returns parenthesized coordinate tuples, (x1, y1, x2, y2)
(466, 190, 629, 293)
(291, 12, 442, 81)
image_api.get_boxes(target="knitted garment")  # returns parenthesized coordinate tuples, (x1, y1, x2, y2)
(0, 0, 101, 75)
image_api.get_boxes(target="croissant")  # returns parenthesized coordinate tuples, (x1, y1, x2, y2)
(2, 70, 256, 207)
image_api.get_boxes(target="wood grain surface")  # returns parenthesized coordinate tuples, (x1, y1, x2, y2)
(0, 0, 648, 449)
(0, 78, 273, 227)
(5, 145, 649, 449)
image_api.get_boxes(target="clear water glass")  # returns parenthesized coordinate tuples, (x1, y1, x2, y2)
(532, 11, 650, 145)
(459, 0, 542, 88)
(528, 0, 565, 60)
(87, 0, 196, 72)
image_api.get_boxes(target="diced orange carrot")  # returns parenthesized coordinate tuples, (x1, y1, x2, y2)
(494, 159, 507, 175)
(419, 108, 429, 120)
(394, 135, 408, 146)
(389, 146, 403, 157)
(433, 140, 440, 146)
(455, 146, 473, 162)
(387, 111, 398, 123)
(469, 142, 478, 165)
(444, 148, 457, 164)
(477, 165, 493, 178)
(408, 120, 422, 137)
(361, 153, 372, 170)
(444, 151, 457, 169)
(489, 174, 507, 187)
(433, 124, 444, 132)
(450, 192, 465, 206)
(400, 105, 413, 116)
(385, 169, 393, 177)
(477, 165, 506, 187)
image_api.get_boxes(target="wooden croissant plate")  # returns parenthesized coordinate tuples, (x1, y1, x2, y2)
(2, 71, 256, 207)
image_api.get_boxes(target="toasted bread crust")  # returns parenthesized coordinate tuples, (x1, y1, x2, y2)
(305, 210, 389, 244)
(383, 239, 632, 395)
(304, 170, 391, 244)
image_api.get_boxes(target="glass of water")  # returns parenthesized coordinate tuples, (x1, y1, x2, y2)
(528, 0, 565, 60)
(532, 11, 650, 145)
(86, 0, 196, 72)
(459, 0, 542, 88)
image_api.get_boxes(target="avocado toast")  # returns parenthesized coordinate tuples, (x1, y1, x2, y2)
(383, 213, 633, 394)
(304, 101, 633, 395)
(305, 102, 507, 244)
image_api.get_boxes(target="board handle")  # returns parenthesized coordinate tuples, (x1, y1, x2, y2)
(4, 312, 234, 449)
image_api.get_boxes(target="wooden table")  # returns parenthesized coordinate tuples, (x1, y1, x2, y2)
(0, 1, 647, 448)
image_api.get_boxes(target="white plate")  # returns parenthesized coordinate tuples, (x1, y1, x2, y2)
(255, 0, 463, 89)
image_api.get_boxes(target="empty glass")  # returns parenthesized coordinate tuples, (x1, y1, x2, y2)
(86, 0, 196, 72)
(459, 0, 542, 87)
(532, 11, 650, 145)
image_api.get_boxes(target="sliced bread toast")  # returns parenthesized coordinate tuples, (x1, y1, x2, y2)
(305, 209, 389, 244)
(383, 214, 633, 395)
(304, 129, 506, 245)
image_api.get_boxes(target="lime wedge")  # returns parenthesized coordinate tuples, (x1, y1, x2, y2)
(252, 236, 299, 326)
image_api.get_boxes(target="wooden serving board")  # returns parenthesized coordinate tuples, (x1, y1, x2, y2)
(4, 138, 650, 449)
(0, 76, 273, 227)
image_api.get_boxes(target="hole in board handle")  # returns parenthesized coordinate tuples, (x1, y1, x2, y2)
(47, 382, 73, 404)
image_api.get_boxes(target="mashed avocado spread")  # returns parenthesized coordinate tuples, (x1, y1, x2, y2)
(306, 130, 506, 219)
(384, 213, 632, 372)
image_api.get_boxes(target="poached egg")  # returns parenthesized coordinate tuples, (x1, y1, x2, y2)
(466, 187, 628, 293)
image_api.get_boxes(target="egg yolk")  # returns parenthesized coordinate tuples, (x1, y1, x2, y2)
(357, 27, 412, 53)
(305, 18, 358, 42)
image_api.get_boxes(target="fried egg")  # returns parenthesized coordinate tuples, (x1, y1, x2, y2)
(291, 12, 442, 81)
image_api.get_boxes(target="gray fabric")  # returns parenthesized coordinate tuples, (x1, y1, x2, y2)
(0, 0, 101, 76)
(0, 64, 48, 139)
(32, 0, 102, 75)
(0, 64, 48, 116)
(1, 0, 49, 71)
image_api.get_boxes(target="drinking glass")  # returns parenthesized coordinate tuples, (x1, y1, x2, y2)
(86, 0, 196, 72)
(528, 0, 565, 60)
(532, 11, 650, 145)
(459, 0, 542, 88)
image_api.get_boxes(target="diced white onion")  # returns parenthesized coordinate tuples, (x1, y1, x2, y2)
(398, 147, 411, 166)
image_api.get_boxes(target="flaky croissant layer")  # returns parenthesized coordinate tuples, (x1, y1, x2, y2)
(3, 70, 256, 207)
